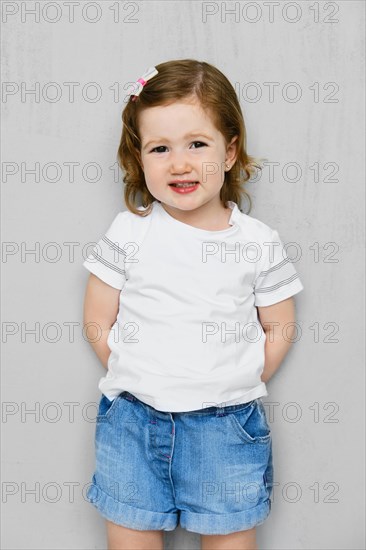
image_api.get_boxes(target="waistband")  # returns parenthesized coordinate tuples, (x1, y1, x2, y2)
(118, 390, 258, 416)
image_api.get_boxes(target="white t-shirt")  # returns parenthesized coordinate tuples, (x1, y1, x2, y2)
(83, 200, 304, 412)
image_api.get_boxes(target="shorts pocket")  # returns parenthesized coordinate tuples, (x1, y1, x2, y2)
(96, 393, 120, 423)
(228, 398, 271, 444)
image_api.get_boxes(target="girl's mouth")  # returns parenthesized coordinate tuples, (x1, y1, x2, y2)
(168, 182, 200, 194)
(169, 181, 199, 187)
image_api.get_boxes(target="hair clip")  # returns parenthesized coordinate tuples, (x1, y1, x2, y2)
(130, 66, 158, 102)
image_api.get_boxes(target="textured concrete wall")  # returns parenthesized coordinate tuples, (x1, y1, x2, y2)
(2, 1, 365, 548)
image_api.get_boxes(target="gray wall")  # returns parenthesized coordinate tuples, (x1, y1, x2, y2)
(2, 1, 365, 548)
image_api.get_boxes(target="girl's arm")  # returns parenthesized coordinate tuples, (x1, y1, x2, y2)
(257, 297, 297, 383)
(83, 273, 121, 370)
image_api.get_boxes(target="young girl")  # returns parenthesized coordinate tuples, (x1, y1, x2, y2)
(83, 59, 304, 550)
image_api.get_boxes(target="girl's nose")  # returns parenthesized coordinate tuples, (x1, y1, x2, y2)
(169, 153, 192, 174)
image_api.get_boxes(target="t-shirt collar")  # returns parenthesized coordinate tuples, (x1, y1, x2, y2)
(154, 200, 240, 234)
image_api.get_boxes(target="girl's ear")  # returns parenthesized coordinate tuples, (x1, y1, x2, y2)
(226, 135, 239, 166)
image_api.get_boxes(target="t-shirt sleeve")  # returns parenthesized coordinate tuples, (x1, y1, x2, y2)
(254, 229, 304, 307)
(82, 213, 127, 290)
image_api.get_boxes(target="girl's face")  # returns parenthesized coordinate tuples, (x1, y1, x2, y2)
(137, 98, 238, 216)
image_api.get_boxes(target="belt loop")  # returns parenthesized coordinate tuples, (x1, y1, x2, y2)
(216, 405, 227, 417)
(120, 391, 136, 402)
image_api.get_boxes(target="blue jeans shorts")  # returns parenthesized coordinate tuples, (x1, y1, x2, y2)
(86, 391, 273, 535)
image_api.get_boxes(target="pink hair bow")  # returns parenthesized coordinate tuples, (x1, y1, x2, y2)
(130, 66, 158, 102)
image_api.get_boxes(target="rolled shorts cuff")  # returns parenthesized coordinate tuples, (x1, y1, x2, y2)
(181, 499, 271, 535)
(87, 480, 178, 532)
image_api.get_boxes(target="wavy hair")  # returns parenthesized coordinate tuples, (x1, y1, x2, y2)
(118, 59, 264, 216)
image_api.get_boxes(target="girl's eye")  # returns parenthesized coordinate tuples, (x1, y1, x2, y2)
(150, 141, 207, 153)
(151, 146, 168, 153)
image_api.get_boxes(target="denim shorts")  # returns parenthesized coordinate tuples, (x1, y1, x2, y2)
(86, 391, 273, 536)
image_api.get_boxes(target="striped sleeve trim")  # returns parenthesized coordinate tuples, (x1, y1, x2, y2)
(102, 235, 127, 257)
(257, 256, 289, 276)
(89, 248, 126, 278)
(255, 271, 300, 294)
(254, 229, 304, 306)
(82, 212, 128, 290)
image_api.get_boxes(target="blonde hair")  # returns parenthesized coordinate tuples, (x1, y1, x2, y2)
(118, 59, 264, 216)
